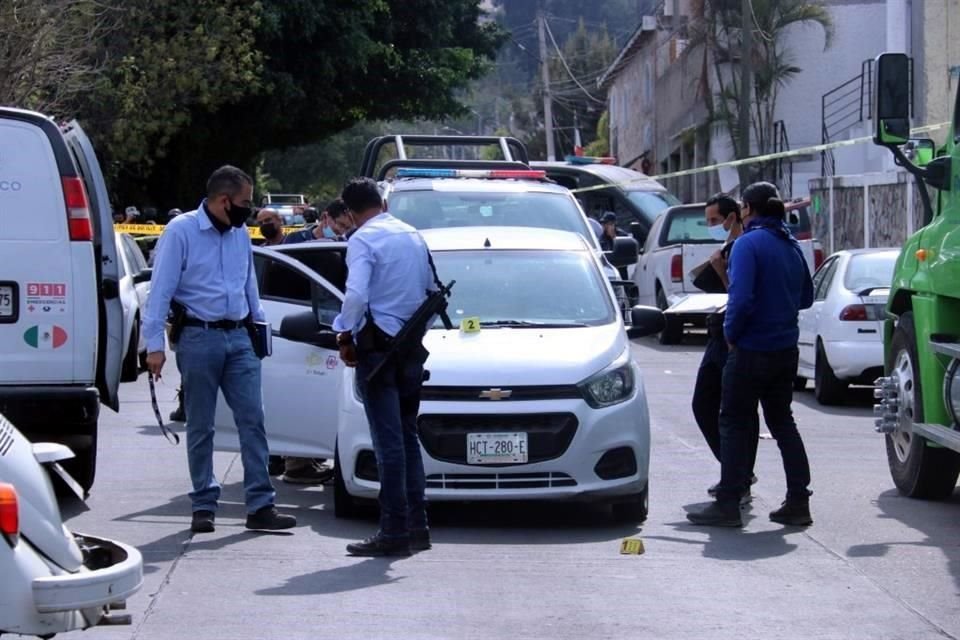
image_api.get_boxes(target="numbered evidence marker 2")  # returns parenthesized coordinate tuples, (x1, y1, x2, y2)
(460, 317, 481, 333)
(620, 538, 645, 555)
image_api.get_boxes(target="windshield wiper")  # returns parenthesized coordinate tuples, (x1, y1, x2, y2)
(479, 320, 588, 328)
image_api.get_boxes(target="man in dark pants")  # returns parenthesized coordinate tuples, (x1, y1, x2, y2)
(688, 182, 814, 528)
(333, 178, 435, 557)
(144, 166, 297, 534)
(691, 195, 758, 502)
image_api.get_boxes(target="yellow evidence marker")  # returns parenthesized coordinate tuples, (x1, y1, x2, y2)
(460, 317, 481, 333)
(620, 538, 645, 555)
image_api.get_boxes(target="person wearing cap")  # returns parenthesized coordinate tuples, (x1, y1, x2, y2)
(598, 211, 621, 252)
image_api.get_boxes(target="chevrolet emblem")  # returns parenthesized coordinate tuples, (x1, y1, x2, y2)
(479, 388, 512, 400)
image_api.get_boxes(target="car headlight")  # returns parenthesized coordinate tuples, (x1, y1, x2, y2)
(580, 352, 635, 409)
(944, 360, 960, 426)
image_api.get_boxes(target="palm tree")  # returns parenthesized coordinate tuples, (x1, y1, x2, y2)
(691, 0, 834, 185)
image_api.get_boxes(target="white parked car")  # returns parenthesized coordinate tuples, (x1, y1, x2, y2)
(115, 232, 152, 382)
(213, 227, 665, 522)
(0, 413, 142, 636)
(797, 248, 900, 405)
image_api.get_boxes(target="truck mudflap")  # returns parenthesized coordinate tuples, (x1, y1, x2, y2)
(874, 336, 960, 454)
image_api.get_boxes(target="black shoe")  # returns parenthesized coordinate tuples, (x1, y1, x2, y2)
(191, 510, 215, 533)
(268, 456, 285, 477)
(246, 506, 297, 531)
(169, 406, 186, 423)
(282, 464, 335, 485)
(346, 533, 412, 557)
(687, 501, 743, 527)
(410, 528, 432, 552)
(769, 500, 812, 526)
(707, 474, 758, 497)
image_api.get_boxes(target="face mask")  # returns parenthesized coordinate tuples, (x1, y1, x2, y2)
(260, 222, 279, 239)
(322, 225, 337, 239)
(707, 224, 729, 242)
(227, 201, 252, 228)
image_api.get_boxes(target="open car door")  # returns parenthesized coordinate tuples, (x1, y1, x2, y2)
(62, 121, 124, 411)
(213, 244, 347, 459)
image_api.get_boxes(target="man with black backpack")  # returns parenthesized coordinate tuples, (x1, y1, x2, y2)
(333, 178, 444, 557)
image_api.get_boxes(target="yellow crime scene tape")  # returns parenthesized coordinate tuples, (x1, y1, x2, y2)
(114, 223, 305, 240)
(570, 121, 951, 195)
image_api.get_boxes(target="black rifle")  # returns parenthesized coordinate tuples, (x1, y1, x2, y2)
(365, 252, 455, 383)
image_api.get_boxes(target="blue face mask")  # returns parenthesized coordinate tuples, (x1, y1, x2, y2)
(707, 224, 729, 242)
(322, 226, 337, 239)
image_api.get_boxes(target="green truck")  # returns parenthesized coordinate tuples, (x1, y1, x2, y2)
(871, 53, 960, 499)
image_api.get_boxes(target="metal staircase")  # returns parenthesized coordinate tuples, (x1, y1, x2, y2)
(820, 59, 874, 176)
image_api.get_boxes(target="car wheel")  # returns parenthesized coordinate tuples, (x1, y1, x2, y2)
(333, 443, 361, 519)
(121, 321, 140, 383)
(814, 341, 846, 405)
(884, 312, 960, 499)
(793, 376, 807, 391)
(60, 428, 97, 496)
(611, 484, 648, 524)
(656, 288, 682, 345)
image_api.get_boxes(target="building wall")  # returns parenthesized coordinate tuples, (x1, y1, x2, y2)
(609, 46, 654, 169)
(914, 0, 960, 139)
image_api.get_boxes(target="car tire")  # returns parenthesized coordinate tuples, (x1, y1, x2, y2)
(611, 484, 648, 524)
(656, 288, 682, 345)
(121, 321, 140, 383)
(884, 312, 960, 499)
(793, 376, 807, 391)
(814, 341, 846, 405)
(333, 443, 361, 519)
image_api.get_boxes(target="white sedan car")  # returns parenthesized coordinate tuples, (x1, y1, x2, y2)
(0, 414, 143, 637)
(213, 227, 664, 522)
(115, 232, 152, 382)
(797, 248, 900, 405)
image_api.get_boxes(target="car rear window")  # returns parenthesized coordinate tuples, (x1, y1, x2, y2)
(844, 252, 898, 292)
(0, 120, 66, 242)
(663, 207, 717, 244)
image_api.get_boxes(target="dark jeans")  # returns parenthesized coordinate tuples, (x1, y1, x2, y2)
(717, 346, 811, 504)
(692, 336, 759, 471)
(356, 349, 428, 540)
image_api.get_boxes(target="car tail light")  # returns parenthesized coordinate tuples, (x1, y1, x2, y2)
(0, 483, 18, 547)
(814, 248, 824, 270)
(670, 254, 683, 283)
(840, 304, 884, 321)
(62, 176, 93, 241)
(795, 231, 812, 240)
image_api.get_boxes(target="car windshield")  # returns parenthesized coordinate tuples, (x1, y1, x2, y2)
(627, 191, 681, 221)
(844, 252, 898, 292)
(664, 207, 718, 244)
(388, 190, 598, 249)
(431, 249, 615, 328)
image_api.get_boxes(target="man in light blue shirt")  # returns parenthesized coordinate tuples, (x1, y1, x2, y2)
(333, 177, 435, 557)
(143, 165, 296, 534)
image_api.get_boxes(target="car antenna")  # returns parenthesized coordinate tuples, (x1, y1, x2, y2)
(484, 238, 492, 248)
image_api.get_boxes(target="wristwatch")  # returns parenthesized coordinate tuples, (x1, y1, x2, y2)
(336, 331, 353, 347)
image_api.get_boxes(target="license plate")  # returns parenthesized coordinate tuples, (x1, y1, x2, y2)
(467, 432, 528, 464)
(0, 285, 12, 318)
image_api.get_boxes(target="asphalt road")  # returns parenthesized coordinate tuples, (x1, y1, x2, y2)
(62, 335, 960, 640)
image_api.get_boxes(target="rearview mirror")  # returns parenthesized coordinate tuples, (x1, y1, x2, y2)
(902, 138, 935, 167)
(279, 310, 339, 350)
(626, 306, 665, 339)
(873, 53, 911, 146)
(605, 237, 640, 268)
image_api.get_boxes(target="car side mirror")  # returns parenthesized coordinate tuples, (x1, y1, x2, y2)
(626, 305, 665, 339)
(786, 210, 801, 226)
(873, 52, 911, 146)
(902, 138, 935, 167)
(132, 268, 152, 285)
(279, 310, 339, 349)
(629, 221, 647, 247)
(605, 237, 640, 268)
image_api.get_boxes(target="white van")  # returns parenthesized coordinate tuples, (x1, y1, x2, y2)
(0, 108, 124, 492)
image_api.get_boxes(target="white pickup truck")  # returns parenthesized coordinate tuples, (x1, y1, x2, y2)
(633, 203, 819, 344)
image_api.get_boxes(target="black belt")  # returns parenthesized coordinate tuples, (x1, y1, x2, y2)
(183, 318, 245, 330)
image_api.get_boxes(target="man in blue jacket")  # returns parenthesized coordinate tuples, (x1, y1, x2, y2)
(688, 182, 815, 528)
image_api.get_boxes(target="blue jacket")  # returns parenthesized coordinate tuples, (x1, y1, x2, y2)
(724, 217, 814, 351)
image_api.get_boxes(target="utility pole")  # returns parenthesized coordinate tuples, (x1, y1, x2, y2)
(738, 0, 753, 185)
(538, 10, 556, 161)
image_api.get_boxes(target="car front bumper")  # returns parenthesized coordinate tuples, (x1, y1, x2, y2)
(339, 380, 651, 504)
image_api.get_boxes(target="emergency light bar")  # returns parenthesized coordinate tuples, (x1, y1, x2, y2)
(564, 156, 617, 165)
(395, 168, 547, 180)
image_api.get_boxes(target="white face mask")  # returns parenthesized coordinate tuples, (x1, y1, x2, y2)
(707, 224, 729, 242)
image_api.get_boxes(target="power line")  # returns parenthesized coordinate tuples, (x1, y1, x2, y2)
(543, 17, 606, 105)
